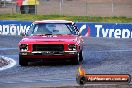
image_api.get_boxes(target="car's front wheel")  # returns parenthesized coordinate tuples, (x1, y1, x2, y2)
(73, 50, 83, 65)
(19, 55, 28, 66)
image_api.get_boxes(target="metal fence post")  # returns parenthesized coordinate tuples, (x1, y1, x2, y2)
(60, 0, 62, 15)
(11, 1, 14, 14)
(86, 0, 88, 16)
(35, 0, 37, 14)
(4, 0, 6, 7)
(112, 0, 114, 16)
(60, 0, 63, 15)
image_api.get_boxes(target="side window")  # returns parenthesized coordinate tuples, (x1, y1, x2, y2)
(72, 24, 79, 35)
(66, 24, 77, 35)
(27, 24, 35, 36)
(33, 25, 39, 34)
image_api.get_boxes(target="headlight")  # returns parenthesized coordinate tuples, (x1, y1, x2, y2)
(19, 44, 28, 51)
(68, 44, 76, 50)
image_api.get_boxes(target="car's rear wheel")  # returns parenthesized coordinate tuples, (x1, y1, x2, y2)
(73, 50, 83, 65)
(19, 55, 28, 66)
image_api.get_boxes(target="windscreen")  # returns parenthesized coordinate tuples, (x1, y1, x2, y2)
(27, 23, 77, 36)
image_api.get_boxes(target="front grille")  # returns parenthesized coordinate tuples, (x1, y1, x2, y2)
(33, 44, 64, 51)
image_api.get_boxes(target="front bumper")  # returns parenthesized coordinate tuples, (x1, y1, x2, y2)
(19, 51, 78, 59)
(20, 51, 78, 56)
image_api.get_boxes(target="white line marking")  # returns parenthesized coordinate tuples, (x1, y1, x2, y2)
(90, 49, 132, 52)
(0, 48, 17, 50)
(0, 56, 16, 71)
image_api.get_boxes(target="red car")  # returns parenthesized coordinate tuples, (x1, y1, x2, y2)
(18, 20, 84, 66)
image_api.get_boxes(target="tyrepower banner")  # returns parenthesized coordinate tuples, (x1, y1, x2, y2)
(76, 22, 132, 38)
(0, 20, 132, 38)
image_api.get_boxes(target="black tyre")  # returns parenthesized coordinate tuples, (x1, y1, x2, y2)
(73, 50, 83, 65)
(19, 54, 28, 66)
(79, 50, 83, 62)
(76, 76, 87, 85)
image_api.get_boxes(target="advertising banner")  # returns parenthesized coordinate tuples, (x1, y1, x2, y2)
(0, 20, 132, 38)
(0, 20, 32, 35)
(76, 22, 132, 38)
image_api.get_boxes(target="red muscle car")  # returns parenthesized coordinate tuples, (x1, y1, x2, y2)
(18, 20, 84, 66)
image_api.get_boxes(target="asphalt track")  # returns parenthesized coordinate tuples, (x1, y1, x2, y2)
(0, 35, 132, 88)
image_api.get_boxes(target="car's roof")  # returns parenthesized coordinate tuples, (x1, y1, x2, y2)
(33, 20, 73, 24)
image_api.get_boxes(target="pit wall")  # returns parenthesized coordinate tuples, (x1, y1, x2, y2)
(0, 20, 132, 38)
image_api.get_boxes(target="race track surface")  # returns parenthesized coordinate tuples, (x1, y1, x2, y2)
(0, 35, 132, 88)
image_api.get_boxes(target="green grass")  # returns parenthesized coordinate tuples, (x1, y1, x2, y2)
(0, 14, 132, 23)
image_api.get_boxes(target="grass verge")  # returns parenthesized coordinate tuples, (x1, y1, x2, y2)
(0, 14, 132, 23)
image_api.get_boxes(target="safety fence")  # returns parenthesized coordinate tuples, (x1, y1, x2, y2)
(0, 0, 132, 17)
